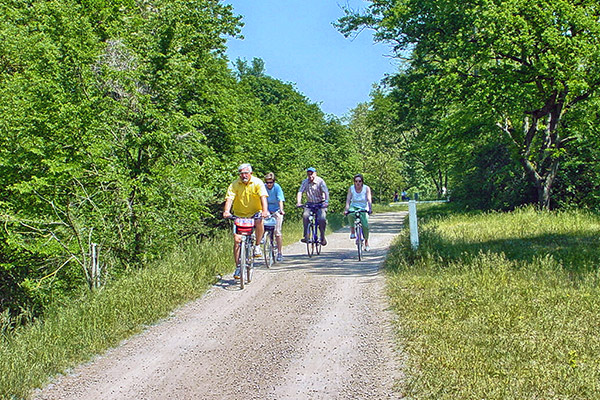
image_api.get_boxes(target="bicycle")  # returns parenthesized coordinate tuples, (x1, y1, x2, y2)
(347, 208, 368, 261)
(228, 215, 259, 289)
(262, 211, 280, 268)
(298, 203, 324, 258)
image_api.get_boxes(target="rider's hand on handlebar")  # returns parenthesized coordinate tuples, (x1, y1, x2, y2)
(296, 203, 302, 208)
(261, 209, 269, 219)
(223, 210, 232, 219)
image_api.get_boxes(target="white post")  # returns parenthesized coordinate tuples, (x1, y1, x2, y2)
(91, 243, 100, 289)
(408, 200, 419, 250)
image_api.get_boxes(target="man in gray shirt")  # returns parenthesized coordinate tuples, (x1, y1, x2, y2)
(296, 167, 330, 245)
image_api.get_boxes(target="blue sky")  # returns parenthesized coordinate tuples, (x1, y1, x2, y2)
(224, 0, 399, 118)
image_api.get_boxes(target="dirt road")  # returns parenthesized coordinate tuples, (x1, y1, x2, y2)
(33, 211, 407, 400)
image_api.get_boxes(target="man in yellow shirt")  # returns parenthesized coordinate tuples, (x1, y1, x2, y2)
(223, 163, 269, 279)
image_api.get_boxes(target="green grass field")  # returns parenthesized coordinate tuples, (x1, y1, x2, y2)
(385, 204, 600, 399)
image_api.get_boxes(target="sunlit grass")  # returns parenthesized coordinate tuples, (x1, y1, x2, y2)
(0, 233, 231, 400)
(0, 213, 331, 399)
(386, 205, 600, 399)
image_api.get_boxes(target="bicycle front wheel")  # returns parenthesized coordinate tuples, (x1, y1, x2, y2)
(315, 223, 322, 255)
(306, 223, 314, 257)
(356, 224, 363, 261)
(247, 239, 255, 283)
(263, 231, 274, 268)
(239, 239, 246, 289)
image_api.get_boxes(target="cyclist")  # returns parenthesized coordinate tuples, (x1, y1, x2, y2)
(264, 172, 285, 262)
(296, 167, 330, 246)
(344, 173, 373, 251)
(223, 163, 269, 279)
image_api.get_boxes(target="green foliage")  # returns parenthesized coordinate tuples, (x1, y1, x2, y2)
(0, 0, 372, 327)
(450, 142, 537, 210)
(346, 101, 407, 203)
(338, 0, 600, 210)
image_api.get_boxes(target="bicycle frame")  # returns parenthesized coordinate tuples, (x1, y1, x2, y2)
(262, 211, 279, 268)
(229, 215, 258, 289)
(350, 209, 368, 261)
(300, 203, 323, 257)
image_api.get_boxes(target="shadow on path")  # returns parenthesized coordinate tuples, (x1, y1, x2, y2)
(255, 211, 407, 279)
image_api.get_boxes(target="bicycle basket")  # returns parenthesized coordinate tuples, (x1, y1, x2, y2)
(263, 217, 276, 227)
(234, 218, 254, 235)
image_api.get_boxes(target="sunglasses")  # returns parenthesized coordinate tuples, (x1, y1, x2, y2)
(265, 181, 274, 184)
(354, 179, 363, 183)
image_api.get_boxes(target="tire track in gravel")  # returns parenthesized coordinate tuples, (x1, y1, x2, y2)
(33, 211, 407, 400)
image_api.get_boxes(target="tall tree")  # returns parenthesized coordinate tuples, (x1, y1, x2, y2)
(338, 0, 600, 209)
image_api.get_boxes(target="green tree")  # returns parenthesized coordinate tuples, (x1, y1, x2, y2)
(338, 0, 600, 209)
(347, 101, 406, 202)
(0, 0, 243, 318)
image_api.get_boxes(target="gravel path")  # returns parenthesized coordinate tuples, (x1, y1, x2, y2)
(33, 211, 407, 400)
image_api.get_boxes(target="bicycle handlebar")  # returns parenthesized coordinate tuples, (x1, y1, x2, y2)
(344, 208, 371, 216)
(226, 213, 276, 220)
(297, 202, 326, 209)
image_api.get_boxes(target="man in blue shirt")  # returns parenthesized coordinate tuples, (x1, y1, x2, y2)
(264, 172, 285, 261)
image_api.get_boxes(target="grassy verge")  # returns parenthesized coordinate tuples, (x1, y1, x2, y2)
(0, 211, 337, 399)
(0, 232, 233, 399)
(385, 204, 600, 399)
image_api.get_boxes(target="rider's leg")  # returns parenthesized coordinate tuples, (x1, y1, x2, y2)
(302, 208, 310, 240)
(360, 212, 370, 247)
(255, 219, 264, 244)
(275, 213, 283, 254)
(317, 208, 327, 243)
(347, 207, 356, 236)
(233, 233, 242, 265)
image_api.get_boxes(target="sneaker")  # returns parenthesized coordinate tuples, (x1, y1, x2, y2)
(365, 246, 370, 252)
(320, 237, 327, 246)
(300, 237, 308, 243)
(233, 267, 241, 280)
(254, 246, 262, 257)
(276, 253, 283, 262)
(350, 233, 356, 239)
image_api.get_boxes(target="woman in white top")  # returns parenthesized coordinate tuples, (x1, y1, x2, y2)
(344, 174, 373, 250)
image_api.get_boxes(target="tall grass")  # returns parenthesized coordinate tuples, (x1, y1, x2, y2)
(386, 205, 600, 399)
(0, 212, 333, 399)
(0, 233, 231, 400)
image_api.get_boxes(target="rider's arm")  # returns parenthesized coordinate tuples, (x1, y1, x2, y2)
(296, 191, 303, 207)
(223, 198, 233, 218)
(344, 187, 352, 213)
(321, 181, 330, 205)
(279, 200, 285, 215)
(260, 195, 269, 218)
